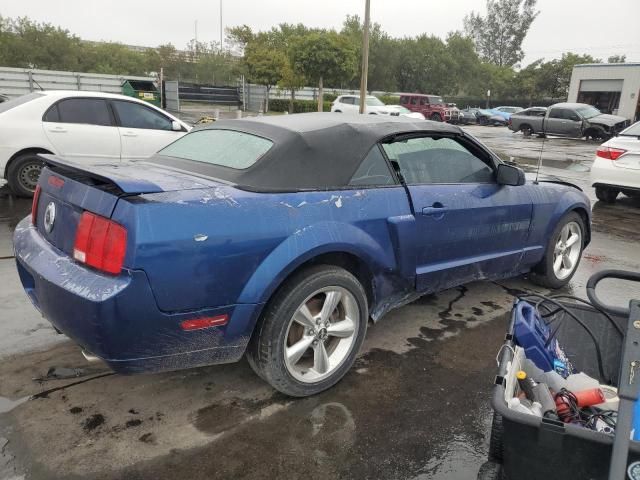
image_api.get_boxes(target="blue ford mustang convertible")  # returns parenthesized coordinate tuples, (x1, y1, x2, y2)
(14, 113, 590, 396)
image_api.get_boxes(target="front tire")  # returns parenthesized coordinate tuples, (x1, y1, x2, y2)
(7, 153, 45, 197)
(246, 265, 368, 397)
(595, 186, 619, 203)
(530, 212, 585, 289)
(430, 113, 442, 122)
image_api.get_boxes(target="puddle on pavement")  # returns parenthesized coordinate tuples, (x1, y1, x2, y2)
(0, 188, 31, 229)
(0, 396, 30, 414)
(110, 316, 507, 480)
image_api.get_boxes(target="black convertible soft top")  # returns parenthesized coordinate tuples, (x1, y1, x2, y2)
(150, 112, 461, 192)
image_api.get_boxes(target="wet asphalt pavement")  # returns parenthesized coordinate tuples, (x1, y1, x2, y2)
(1, 125, 639, 480)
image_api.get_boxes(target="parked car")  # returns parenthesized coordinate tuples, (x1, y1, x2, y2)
(458, 108, 480, 125)
(331, 95, 395, 115)
(494, 106, 524, 116)
(399, 93, 460, 123)
(508, 102, 629, 140)
(385, 105, 425, 120)
(475, 108, 498, 125)
(14, 113, 591, 397)
(0, 90, 190, 196)
(590, 121, 640, 203)
(0, 94, 9, 103)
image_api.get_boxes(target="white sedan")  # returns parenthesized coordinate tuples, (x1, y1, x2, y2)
(0, 90, 190, 196)
(590, 121, 640, 203)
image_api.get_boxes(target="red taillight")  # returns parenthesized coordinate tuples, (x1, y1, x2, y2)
(31, 185, 41, 225)
(180, 315, 229, 331)
(73, 212, 127, 275)
(596, 146, 627, 160)
(48, 176, 65, 188)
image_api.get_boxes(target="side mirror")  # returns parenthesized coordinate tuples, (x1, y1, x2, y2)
(496, 163, 526, 186)
(171, 120, 182, 132)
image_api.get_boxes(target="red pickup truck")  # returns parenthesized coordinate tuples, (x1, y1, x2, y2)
(399, 93, 460, 123)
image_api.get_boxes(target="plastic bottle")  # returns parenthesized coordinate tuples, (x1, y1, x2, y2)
(533, 383, 557, 417)
(633, 399, 640, 440)
(541, 370, 567, 393)
(566, 372, 600, 392)
(508, 397, 539, 416)
(517, 371, 535, 400)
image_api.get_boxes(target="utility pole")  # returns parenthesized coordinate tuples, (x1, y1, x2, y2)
(219, 0, 224, 53)
(358, 0, 371, 114)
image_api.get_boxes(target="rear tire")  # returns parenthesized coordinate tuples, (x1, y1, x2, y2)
(7, 153, 45, 197)
(246, 265, 368, 397)
(530, 211, 584, 289)
(488, 412, 504, 462)
(477, 461, 504, 480)
(595, 186, 619, 203)
(520, 124, 533, 137)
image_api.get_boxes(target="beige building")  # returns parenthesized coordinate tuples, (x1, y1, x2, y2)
(568, 63, 640, 122)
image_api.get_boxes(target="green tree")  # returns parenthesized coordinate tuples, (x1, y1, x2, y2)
(245, 43, 287, 111)
(278, 59, 306, 113)
(292, 31, 357, 111)
(464, 0, 539, 67)
(607, 54, 626, 63)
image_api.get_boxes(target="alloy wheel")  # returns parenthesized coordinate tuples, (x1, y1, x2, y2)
(283, 287, 359, 383)
(553, 221, 582, 280)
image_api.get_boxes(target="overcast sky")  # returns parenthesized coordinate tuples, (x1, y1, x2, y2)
(3, 0, 639, 66)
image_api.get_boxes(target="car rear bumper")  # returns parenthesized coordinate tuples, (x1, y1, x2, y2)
(13, 217, 258, 373)
(590, 156, 640, 191)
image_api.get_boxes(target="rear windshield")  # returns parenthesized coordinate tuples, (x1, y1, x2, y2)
(0, 92, 44, 114)
(620, 122, 640, 137)
(159, 129, 273, 170)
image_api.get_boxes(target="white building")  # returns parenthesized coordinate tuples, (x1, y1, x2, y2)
(568, 63, 640, 122)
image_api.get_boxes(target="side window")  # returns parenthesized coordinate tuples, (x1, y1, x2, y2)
(112, 100, 173, 130)
(548, 108, 565, 119)
(565, 110, 581, 121)
(344, 97, 355, 105)
(420, 98, 428, 106)
(51, 98, 112, 126)
(43, 105, 60, 122)
(349, 145, 396, 187)
(400, 96, 409, 105)
(410, 97, 418, 105)
(382, 136, 494, 185)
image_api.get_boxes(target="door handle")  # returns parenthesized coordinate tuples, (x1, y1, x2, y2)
(48, 126, 67, 133)
(421, 202, 446, 216)
(122, 131, 138, 137)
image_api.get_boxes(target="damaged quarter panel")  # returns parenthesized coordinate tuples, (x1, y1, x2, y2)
(119, 185, 414, 320)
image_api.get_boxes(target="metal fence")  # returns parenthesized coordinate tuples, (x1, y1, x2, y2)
(0, 66, 156, 98)
(242, 83, 268, 112)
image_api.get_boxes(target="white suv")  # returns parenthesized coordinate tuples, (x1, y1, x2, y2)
(331, 95, 395, 115)
(0, 90, 190, 196)
(590, 121, 640, 203)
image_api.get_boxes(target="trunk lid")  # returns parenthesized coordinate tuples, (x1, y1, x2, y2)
(609, 137, 640, 171)
(33, 155, 224, 257)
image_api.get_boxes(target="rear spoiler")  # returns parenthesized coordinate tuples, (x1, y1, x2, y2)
(40, 154, 167, 194)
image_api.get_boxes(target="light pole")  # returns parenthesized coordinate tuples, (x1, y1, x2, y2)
(358, 0, 371, 114)
(219, 0, 223, 53)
